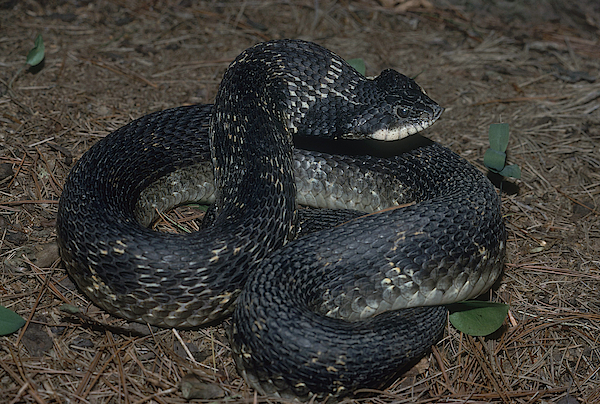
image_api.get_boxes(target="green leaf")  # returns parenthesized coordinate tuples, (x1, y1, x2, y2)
(190, 203, 210, 212)
(484, 148, 507, 171)
(0, 305, 26, 335)
(59, 304, 81, 314)
(447, 301, 509, 336)
(346, 58, 365, 76)
(499, 164, 521, 179)
(26, 34, 45, 67)
(488, 123, 510, 152)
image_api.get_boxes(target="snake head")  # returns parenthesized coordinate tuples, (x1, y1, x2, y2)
(346, 69, 443, 141)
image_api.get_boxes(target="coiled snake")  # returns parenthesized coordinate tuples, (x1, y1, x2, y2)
(57, 40, 505, 401)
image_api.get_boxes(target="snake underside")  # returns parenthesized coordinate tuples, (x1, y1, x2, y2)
(57, 39, 505, 401)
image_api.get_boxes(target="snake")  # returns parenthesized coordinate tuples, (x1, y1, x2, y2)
(56, 39, 506, 401)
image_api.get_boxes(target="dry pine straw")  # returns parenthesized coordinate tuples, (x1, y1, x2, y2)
(1, 0, 600, 403)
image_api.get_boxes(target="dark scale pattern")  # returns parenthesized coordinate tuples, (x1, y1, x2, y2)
(57, 39, 505, 399)
(231, 143, 505, 400)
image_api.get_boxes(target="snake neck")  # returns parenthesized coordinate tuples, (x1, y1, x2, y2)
(209, 46, 297, 238)
(208, 40, 370, 230)
(209, 41, 353, 209)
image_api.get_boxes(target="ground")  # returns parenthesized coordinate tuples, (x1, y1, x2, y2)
(1, 0, 599, 403)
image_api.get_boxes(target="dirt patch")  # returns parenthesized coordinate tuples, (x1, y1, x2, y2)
(1, 1, 599, 403)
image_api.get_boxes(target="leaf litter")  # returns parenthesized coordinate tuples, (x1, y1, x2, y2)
(0, 1, 599, 403)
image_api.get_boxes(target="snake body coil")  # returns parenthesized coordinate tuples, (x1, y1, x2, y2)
(57, 40, 505, 400)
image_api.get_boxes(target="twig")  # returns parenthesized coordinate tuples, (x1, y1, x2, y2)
(6, 152, 27, 190)
(555, 187, 600, 216)
(471, 95, 565, 106)
(75, 56, 158, 88)
(0, 199, 59, 205)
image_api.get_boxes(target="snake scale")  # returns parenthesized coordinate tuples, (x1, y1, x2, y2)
(57, 39, 505, 401)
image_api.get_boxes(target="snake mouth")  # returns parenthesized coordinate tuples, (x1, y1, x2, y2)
(370, 104, 444, 141)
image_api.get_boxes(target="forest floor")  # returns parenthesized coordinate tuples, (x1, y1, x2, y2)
(1, 1, 599, 403)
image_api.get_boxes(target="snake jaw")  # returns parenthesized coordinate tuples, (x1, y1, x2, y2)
(369, 105, 444, 141)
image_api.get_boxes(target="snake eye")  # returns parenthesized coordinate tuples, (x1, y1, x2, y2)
(395, 106, 410, 118)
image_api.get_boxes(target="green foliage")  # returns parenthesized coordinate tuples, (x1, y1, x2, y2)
(7, 34, 46, 101)
(60, 304, 81, 314)
(193, 203, 210, 212)
(483, 148, 507, 171)
(488, 123, 510, 152)
(447, 301, 509, 336)
(484, 123, 521, 179)
(26, 34, 45, 67)
(0, 305, 26, 335)
(346, 58, 365, 76)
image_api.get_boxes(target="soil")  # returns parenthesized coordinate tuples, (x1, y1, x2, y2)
(1, 1, 599, 403)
